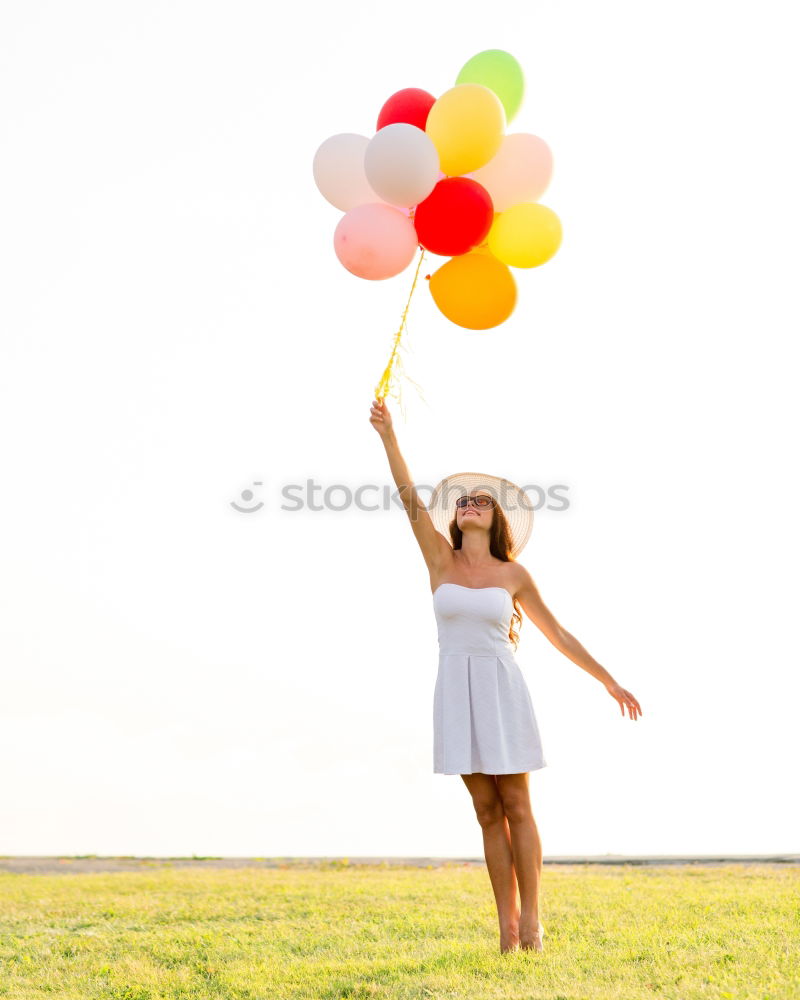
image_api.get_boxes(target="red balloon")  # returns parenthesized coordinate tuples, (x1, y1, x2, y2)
(413, 178, 494, 256)
(376, 88, 437, 132)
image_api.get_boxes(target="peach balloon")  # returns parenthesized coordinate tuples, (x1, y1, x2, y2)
(334, 203, 419, 280)
(470, 134, 553, 212)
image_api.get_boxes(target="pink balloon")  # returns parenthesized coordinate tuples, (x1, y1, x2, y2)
(470, 134, 553, 211)
(334, 203, 419, 280)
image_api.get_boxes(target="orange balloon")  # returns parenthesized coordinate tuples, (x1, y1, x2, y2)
(428, 252, 517, 330)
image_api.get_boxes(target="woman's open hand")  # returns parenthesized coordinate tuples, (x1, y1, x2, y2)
(369, 397, 394, 439)
(605, 681, 643, 720)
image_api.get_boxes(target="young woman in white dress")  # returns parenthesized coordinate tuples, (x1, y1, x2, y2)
(369, 397, 643, 954)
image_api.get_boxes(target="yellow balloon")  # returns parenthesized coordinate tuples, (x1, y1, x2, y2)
(426, 84, 505, 176)
(428, 252, 517, 330)
(488, 202, 562, 268)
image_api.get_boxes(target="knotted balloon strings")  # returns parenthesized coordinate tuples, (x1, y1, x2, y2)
(373, 245, 428, 421)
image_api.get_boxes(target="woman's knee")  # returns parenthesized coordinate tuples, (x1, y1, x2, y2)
(495, 774, 533, 823)
(474, 798, 506, 828)
(461, 773, 505, 827)
(499, 797, 532, 823)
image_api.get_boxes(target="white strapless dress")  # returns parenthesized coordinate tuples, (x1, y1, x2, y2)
(432, 583, 547, 775)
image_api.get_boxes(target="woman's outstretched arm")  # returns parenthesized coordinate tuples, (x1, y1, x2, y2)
(514, 564, 643, 721)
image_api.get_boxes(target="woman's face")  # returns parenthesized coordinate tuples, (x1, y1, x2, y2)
(456, 491, 496, 530)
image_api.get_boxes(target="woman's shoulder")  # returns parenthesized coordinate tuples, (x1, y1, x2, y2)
(506, 560, 534, 598)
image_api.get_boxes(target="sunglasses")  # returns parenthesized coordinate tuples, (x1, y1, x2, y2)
(456, 495, 496, 509)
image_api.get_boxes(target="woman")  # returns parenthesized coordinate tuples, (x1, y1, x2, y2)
(369, 397, 643, 955)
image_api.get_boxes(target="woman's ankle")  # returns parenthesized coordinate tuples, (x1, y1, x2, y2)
(500, 910, 520, 930)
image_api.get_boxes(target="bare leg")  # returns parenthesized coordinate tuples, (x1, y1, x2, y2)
(496, 773, 544, 951)
(461, 773, 520, 953)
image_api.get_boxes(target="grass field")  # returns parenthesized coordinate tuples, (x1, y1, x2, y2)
(0, 862, 797, 999)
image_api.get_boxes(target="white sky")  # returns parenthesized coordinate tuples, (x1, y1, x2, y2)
(1, 0, 798, 858)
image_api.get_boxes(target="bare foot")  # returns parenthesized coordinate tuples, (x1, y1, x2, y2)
(500, 907, 521, 954)
(519, 916, 545, 952)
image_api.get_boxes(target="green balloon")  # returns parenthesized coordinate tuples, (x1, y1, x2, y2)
(456, 49, 524, 124)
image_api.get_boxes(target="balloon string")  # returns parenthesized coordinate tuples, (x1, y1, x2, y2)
(373, 246, 428, 419)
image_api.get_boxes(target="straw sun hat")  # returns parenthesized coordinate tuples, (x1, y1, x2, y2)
(428, 471, 535, 559)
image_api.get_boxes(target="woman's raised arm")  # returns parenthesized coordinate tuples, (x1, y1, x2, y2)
(369, 398, 451, 576)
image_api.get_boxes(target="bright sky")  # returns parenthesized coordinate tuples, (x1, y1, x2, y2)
(1, 0, 798, 859)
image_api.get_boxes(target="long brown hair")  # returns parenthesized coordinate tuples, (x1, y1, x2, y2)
(446, 501, 523, 651)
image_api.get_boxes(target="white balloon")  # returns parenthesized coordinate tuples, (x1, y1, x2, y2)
(364, 123, 440, 208)
(470, 133, 553, 212)
(313, 133, 385, 211)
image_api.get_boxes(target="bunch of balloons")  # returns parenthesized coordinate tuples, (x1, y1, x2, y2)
(313, 49, 561, 331)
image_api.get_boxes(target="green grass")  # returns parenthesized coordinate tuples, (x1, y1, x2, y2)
(0, 863, 797, 999)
